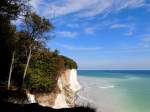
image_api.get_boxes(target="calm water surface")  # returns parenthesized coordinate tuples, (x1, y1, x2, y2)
(78, 70, 150, 112)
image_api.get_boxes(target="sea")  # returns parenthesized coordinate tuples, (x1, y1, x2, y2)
(77, 70, 150, 112)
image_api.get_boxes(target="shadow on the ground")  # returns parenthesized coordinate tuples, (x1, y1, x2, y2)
(0, 100, 96, 112)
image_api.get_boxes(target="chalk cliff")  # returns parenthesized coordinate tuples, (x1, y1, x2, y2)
(27, 69, 81, 108)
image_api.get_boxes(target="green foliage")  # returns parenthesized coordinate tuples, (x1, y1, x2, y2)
(0, 0, 23, 84)
(0, 87, 28, 103)
(25, 68, 55, 92)
(23, 48, 77, 92)
(21, 12, 54, 88)
(62, 56, 78, 69)
(54, 49, 60, 56)
(0, 0, 22, 20)
(0, 0, 78, 94)
(23, 12, 54, 42)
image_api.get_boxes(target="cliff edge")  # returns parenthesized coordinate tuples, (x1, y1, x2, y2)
(27, 69, 81, 108)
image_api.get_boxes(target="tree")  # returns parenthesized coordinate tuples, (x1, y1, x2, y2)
(54, 49, 60, 56)
(0, 0, 24, 87)
(7, 30, 24, 89)
(21, 12, 54, 88)
(0, 0, 22, 20)
(24, 48, 77, 92)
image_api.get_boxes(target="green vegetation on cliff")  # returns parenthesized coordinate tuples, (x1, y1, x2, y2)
(0, 0, 77, 93)
(25, 49, 77, 92)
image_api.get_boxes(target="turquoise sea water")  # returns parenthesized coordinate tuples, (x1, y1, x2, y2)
(78, 70, 150, 112)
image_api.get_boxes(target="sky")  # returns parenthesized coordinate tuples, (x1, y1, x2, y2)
(29, 0, 150, 70)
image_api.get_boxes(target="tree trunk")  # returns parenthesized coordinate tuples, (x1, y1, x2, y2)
(8, 50, 15, 90)
(22, 45, 32, 88)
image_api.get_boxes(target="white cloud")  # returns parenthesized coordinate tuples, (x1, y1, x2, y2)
(57, 31, 78, 38)
(61, 44, 102, 51)
(115, 0, 145, 10)
(110, 23, 135, 36)
(30, 0, 146, 18)
(110, 24, 128, 29)
(124, 31, 133, 36)
(79, 59, 150, 70)
(67, 23, 79, 28)
(139, 35, 150, 48)
(30, 0, 41, 12)
(124, 26, 135, 36)
(142, 44, 149, 48)
(84, 27, 95, 34)
(143, 36, 150, 42)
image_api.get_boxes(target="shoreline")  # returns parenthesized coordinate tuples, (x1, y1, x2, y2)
(77, 75, 124, 112)
(77, 73, 150, 112)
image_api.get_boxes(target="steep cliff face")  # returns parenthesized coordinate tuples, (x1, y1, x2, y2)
(53, 69, 81, 108)
(27, 69, 81, 108)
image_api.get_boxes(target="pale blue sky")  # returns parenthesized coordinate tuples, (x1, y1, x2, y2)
(29, 0, 150, 70)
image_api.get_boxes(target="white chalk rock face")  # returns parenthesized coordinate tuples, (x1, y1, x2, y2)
(68, 69, 81, 92)
(53, 69, 81, 108)
(26, 92, 36, 103)
(53, 93, 69, 108)
(52, 77, 68, 108)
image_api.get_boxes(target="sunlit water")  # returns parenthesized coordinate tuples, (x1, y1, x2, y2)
(77, 70, 150, 112)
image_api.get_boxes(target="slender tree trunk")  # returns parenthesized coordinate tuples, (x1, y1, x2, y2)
(22, 45, 32, 88)
(8, 50, 15, 90)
